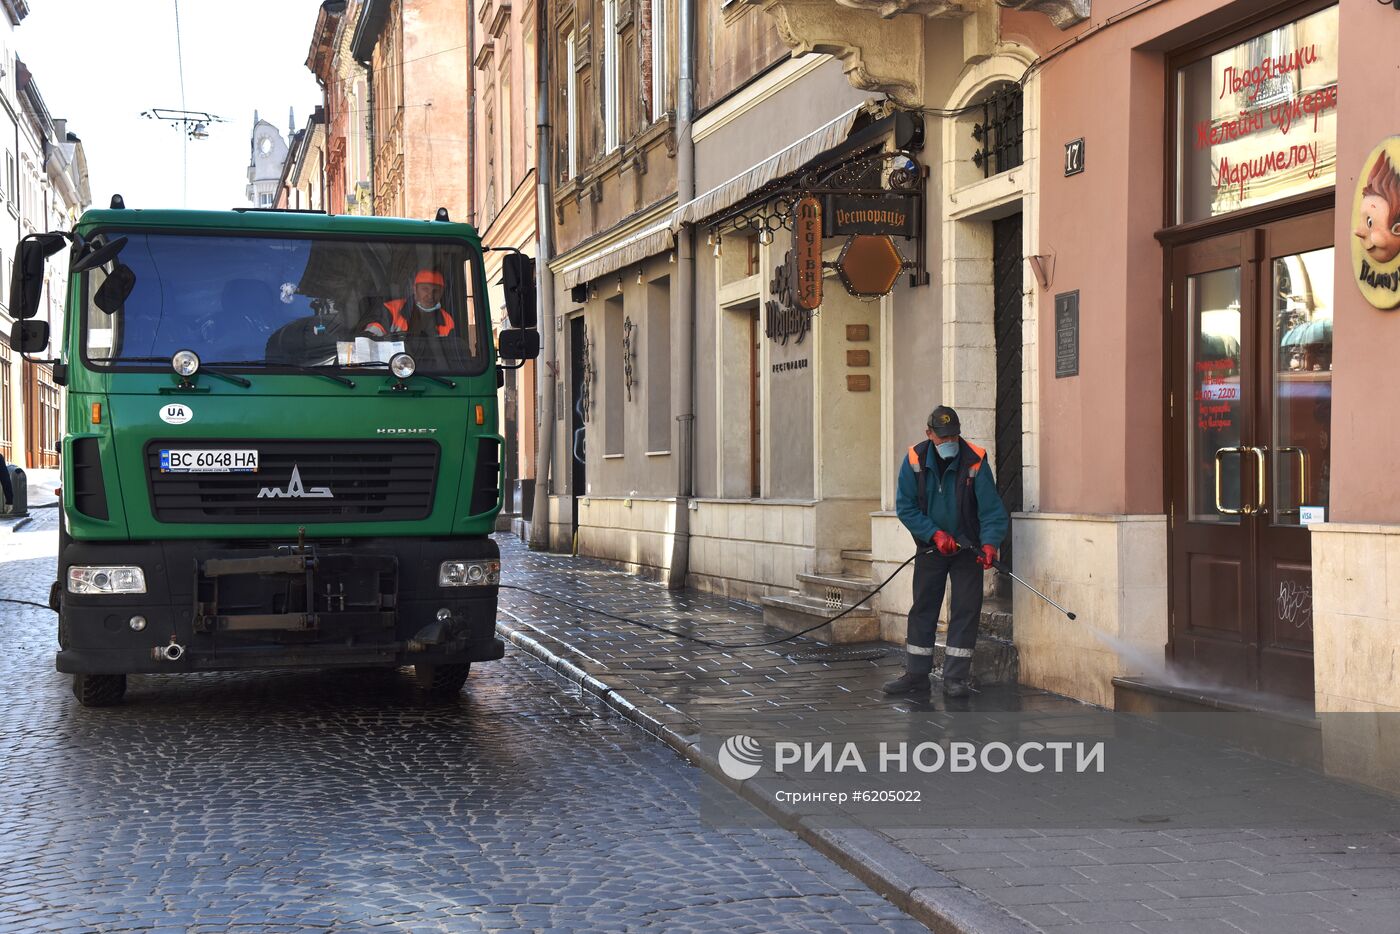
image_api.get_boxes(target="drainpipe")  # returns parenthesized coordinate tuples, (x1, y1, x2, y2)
(665, 0, 695, 589)
(467, 8, 476, 228)
(528, 2, 558, 550)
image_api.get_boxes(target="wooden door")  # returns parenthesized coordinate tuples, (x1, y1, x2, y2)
(1168, 211, 1333, 700)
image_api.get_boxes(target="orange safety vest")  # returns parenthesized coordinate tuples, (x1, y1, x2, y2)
(365, 299, 455, 337)
(906, 438, 987, 540)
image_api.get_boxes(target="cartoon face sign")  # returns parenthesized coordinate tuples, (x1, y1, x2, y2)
(1352, 139, 1400, 311)
(1356, 181, 1400, 264)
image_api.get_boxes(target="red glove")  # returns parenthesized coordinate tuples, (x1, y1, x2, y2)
(932, 531, 958, 556)
(977, 545, 998, 570)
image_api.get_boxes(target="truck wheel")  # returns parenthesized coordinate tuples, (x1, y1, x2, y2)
(414, 663, 470, 699)
(71, 673, 126, 708)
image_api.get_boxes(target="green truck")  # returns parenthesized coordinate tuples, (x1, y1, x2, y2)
(8, 201, 540, 706)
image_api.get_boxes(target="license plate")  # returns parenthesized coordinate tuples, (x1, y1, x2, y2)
(160, 449, 259, 473)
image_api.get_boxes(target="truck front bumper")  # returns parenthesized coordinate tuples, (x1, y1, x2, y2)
(56, 535, 506, 675)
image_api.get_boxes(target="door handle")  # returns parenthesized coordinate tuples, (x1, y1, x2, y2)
(1246, 447, 1269, 516)
(1275, 445, 1308, 516)
(1214, 446, 1247, 515)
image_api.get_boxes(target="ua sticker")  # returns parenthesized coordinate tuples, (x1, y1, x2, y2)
(159, 403, 193, 425)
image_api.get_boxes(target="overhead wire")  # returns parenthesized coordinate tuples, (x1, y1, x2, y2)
(173, 0, 188, 207)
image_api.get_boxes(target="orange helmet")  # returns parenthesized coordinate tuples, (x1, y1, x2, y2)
(414, 269, 445, 288)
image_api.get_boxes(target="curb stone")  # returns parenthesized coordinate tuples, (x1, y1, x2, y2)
(496, 617, 1037, 934)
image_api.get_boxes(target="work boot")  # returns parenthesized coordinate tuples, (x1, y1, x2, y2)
(942, 677, 971, 698)
(882, 671, 931, 695)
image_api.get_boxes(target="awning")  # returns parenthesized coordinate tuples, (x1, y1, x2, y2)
(673, 101, 869, 231)
(560, 221, 675, 290)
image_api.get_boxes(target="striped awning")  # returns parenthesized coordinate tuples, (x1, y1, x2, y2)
(560, 221, 675, 290)
(673, 101, 869, 231)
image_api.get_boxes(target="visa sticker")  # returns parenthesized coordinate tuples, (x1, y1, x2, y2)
(1300, 506, 1325, 526)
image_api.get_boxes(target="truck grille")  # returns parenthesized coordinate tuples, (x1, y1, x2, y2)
(145, 440, 440, 523)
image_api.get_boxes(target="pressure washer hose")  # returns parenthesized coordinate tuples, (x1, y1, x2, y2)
(499, 549, 923, 652)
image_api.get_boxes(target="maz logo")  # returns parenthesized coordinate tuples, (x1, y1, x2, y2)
(257, 465, 333, 499)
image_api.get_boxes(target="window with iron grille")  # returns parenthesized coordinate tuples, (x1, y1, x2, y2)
(972, 82, 1023, 178)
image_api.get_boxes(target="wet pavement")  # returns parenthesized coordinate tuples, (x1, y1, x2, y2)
(0, 511, 926, 933)
(494, 534, 1400, 934)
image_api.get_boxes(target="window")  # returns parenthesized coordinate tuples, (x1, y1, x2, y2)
(620, 26, 637, 142)
(81, 232, 491, 376)
(602, 0, 619, 153)
(649, 0, 666, 122)
(565, 31, 579, 178)
(501, 57, 513, 196)
(646, 277, 671, 452)
(604, 295, 624, 455)
(1173, 5, 1337, 224)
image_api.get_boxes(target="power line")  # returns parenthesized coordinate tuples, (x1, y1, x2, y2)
(173, 0, 187, 207)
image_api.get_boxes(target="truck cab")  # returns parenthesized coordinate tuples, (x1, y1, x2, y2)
(8, 205, 539, 706)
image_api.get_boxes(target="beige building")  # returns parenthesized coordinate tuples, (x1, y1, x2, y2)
(535, 1, 1070, 663)
(308, 0, 375, 217)
(274, 107, 328, 211)
(350, 0, 472, 222)
(471, 0, 539, 529)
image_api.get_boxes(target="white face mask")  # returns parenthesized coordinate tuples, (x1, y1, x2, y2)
(935, 440, 959, 459)
(416, 302, 441, 313)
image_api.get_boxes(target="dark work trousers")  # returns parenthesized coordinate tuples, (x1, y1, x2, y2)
(905, 548, 984, 680)
(0, 455, 12, 506)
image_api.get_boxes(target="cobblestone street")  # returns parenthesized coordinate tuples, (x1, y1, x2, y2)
(0, 512, 924, 933)
(493, 535, 1400, 934)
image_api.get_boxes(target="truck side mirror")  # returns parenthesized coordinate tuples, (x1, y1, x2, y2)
(501, 253, 537, 330)
(9, 233, 66, 320)
(94, 263, 137, 313)
(498, 328, 541, 361)
(71, 235, 129, 274)
(11, 318, 50, 354)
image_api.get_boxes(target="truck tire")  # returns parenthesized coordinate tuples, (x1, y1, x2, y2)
(414, 663, 470, 699)
(71, 673, 126, 708)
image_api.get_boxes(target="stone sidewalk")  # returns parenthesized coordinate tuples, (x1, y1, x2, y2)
(0, 467, 59, 536)
(495, 535, 1400, 934)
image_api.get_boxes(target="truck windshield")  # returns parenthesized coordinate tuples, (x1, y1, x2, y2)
(83, 232, 489, 375)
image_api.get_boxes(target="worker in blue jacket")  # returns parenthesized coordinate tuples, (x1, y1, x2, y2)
(886, 405, 1009, 697)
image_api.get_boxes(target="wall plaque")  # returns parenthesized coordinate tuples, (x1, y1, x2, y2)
(1055, 290, 1079, 379)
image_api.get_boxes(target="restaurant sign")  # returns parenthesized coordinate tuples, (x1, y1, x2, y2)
(823, 194, 916, 238)
(793, 195, 823, 311)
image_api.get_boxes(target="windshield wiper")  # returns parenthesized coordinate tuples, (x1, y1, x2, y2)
(113, 357, 251, 388)
(343, 362, 457, 389)
(202, 360, 355, 388)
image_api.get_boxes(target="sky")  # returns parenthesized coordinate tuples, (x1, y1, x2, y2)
(18, 0, 326, 212)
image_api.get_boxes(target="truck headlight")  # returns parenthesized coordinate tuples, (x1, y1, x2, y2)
(68, 566, 147, 595)
(439, 560, 500, 587)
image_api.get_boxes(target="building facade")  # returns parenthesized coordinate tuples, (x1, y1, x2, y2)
(471, 0, 539, 529)
(537, 0, 682, 553)
(246, 113, 292, 208)
(307, 0, 375, 216)
(274, 107, 327, 211)
(0, 0, 29, 469)
(349, 0, 472, 222)
(534, 0, 1051, 659)
(13, 55, 86, 470)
